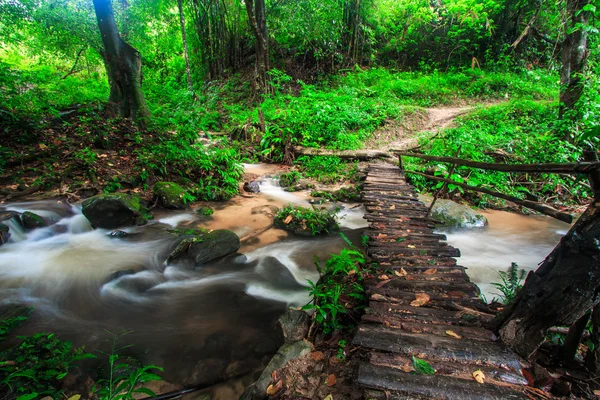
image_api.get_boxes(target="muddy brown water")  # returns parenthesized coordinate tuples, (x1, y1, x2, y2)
(0, 165, 570, 396)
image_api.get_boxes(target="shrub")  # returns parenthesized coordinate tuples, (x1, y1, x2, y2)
(295, 156, 359, 185)
(278, 171, 302, 187)
(275, 205, 339, 236)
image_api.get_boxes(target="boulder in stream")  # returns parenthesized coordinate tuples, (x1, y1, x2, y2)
(20, 211, 47, 230)
(82, 193, 151, 229)
(153, 182, 191, 209)
(419, 195, 488, 229)
(243, 181, 261, 194)
(0, 224, 10, 245)
(278, 308, 309, 343)
(168, 229, 241, 267)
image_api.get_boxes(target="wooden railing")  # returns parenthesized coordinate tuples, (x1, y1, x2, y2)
(394, 150, 600, 224)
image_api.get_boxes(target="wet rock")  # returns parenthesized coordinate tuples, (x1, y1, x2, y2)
(106, 269, 136, 283)
(251, 205, 279, 218)
(260, 257, 302, 289)
(20, 211, 47, 230)
(82, 193, 151, 229)
(109, 230, 128, 238)
(153, 182, 191, 210)
(0, 211, 20, 224)
(278, 309, 309, 343)
(241, 340, 312, 400)
(168, 230, 241, 267)
(419, 195, 487, 229)
(284, 179, 313, 192)
(0, 224, 10, 245)
(243, 181, 261, 194)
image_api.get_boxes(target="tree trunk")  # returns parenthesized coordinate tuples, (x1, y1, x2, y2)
(491, 151, 600, 360)
(245, 0, 269, 94)
(559, 0, 592, 128)
(93, 0, 150, 128)
(177, 0, 193, 92)
(585, 305, 600, 371)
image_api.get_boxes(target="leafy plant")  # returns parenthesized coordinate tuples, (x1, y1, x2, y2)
(1, 333, 95, 398)
(336, 339, 347, 361)
(491, 262, 527, 304)
(412, 356, 435, 375)
(94, 332, 163, 400)
(303, 234, 366, 334)
(278, 171, 302, 187)
(73, 147, 98, 167)
(275, 205, 339, 236)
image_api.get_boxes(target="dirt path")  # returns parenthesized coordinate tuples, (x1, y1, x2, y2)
(372, 106, 472, 152)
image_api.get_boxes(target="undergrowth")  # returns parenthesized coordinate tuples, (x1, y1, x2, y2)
(405, 100, 591, 208)
(303, 234, 367, 335)
(274, 205, 339, 236)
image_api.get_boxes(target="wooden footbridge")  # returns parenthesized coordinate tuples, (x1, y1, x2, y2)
(353, 163, 530, 399)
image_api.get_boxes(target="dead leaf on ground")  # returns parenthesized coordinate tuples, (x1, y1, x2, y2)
(472, 370, 485, 384)
(378, 274, 390, 280)
(410, 292, 430, 307)
(325, 374, 337, 387)
(390, 205, 396, 210)
(424, 268, 437, 275)
(407, 244, 416, 248)
(311, 351, 325, 361)
(445, 330, 461, 339)
(324, 395, 333, 400)
(394, 268, 407, 277)
(283, 215, 293, 224)
(266, 379, 283, 395)
(348, 269, 356, 276)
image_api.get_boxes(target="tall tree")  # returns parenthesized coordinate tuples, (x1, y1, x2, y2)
(559, 0, 593, 126)
(177, 0, 193, 91)
(245, 0, 269, 94)
(92, 0, 150, 128)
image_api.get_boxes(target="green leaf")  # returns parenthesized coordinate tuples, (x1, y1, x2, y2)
(412, 356, 435, 375)
(16, 393, 39, 400)
(132, 388, 158, 397)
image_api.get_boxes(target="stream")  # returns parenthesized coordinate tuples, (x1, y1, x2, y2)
(0, 164, 571, 397)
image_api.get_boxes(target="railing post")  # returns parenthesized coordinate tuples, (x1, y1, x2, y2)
(398, 154, 403, 171)
(584, 150, 600, 198)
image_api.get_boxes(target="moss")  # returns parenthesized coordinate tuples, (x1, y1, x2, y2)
(153, 182, 192, 209)
(20, 211, 47, 230)
(82, 193, 151, 229)
(279, 171, 302, 187)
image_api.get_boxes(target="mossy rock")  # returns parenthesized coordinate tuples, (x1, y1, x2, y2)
(275, 205, 339, 236)
(82, 193, 151, 229)
(422, 197, 488, 229)
(195, 206, 214, 217)
(153, 182, 191, 210)
(20, 211, 47, 230)
(168, 229, 241, 267)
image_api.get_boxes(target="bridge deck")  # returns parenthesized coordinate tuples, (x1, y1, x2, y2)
(354, 163, 529, 399)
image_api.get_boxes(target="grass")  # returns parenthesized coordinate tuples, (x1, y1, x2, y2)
(405, 100, 591, 208)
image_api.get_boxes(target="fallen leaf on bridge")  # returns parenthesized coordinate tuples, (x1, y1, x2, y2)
(325, 374, 337, 386)
(472, 370, 485, 384)
(424, 268, 438, 275)
(395, 268, 407, 277)
(445, 330, 461, 339)
(410, 293, 430, 307)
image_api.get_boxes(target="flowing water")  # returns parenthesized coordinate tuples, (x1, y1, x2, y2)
(0, 165, 367, 396)
(0, 165, 571, 396)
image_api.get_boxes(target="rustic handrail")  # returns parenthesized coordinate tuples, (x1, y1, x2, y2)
(394, 151, 600, 175)
(406, 170, 574, 223)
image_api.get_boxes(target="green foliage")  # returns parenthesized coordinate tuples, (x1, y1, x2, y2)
(303, 235, 366, 334)
(73, 147, 98, 167)
(295, 156, 359, 185)
(0, 307, 31, 342)
(94, 332, 163, 400)
(491, 262, 527, 304)
(275, 205, 339, 236)
(137, 140, 243, 201)
(278, 171, 302, 187)
(412, 356, 435, 375)
(1, 332, 95, 397)
(406, 100, 591, 207)
(336, 340, 347, 361)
